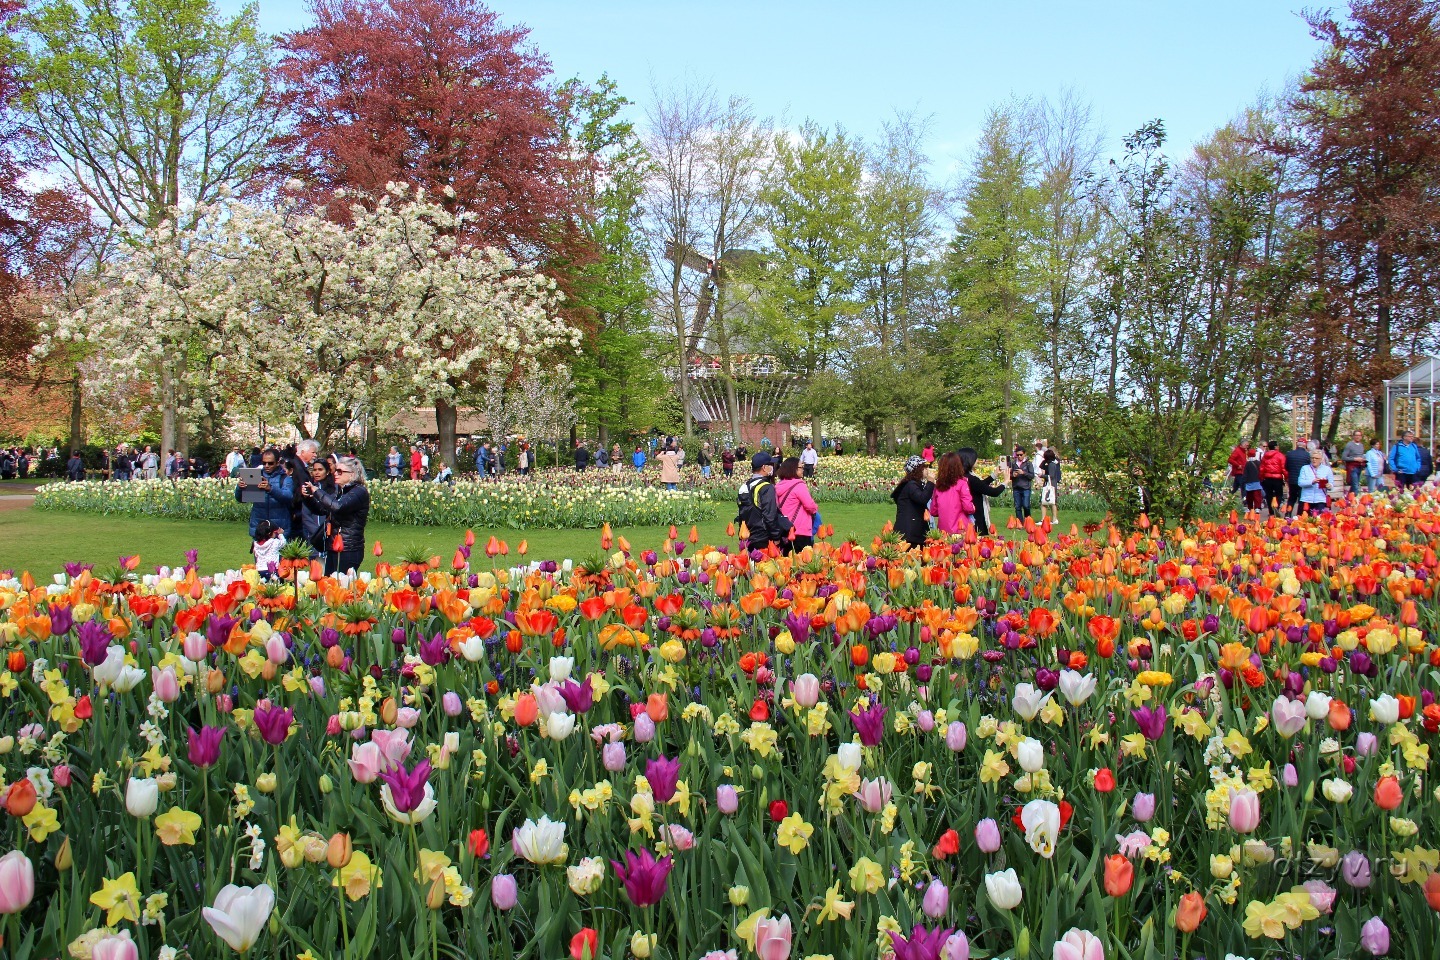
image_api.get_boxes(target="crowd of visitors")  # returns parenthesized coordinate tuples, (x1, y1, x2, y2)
(1228, 429, 1437, 516)
(233, 439, 370, 577)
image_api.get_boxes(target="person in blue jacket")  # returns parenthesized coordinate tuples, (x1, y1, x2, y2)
(632, 446, 647, 473)
(1389, 431, 1423, 490)
(235, 447, 294, 538)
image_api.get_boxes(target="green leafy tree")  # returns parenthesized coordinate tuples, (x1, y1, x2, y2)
(944, 106, 1042, 454)
(553, 76, 663, 445)
(17, 0, 281, 455)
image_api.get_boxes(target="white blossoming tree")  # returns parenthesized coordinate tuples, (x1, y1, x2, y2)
(37, 184, 578, 457)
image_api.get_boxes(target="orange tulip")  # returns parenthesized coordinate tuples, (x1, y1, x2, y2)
(1103, 854, 1134, 896)
(3, 778, 37, 817)
(1328, 698, 1352, 731)
(1425, 872, 1440, 912)
(1374, 775, 1404, 811)
(1175, 891, 1207, 932)
(514, 694, 539, 727)
(645, 693, 669, 723)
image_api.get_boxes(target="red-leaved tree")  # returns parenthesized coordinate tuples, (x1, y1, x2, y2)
(275, 0, 574, 258)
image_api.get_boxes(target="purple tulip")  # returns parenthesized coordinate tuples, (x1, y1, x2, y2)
(559, 676, 594, 714)
(417, 633, 448, 666)
(848, 701, 888, 746)
(1131, 705, 1167, 741)
(1282, 763, 1298, 787)
(408, 569, 424, 588)
(379, 760, 432, 813)
(77, 620, 111, 666)
(717, 784, 739, 815)
(1131, 792, 1155, 822)
(187, 725, 225, 767)
(889, 924, 955, 960)
(491, 874, 518, 910)
(48, 605, 73, 636)
(206, 614, 237, 651)
(634, 714, 656, 743)
(922, 879, 949, 918)
(320, 627, 340, 649)
(1361, 917, 1390, 955)
(783, 612, 810, 645)
(611, 849, 674, 907)
(1342, 851, 1372, 888)
(945, 722, 967, 752)
(1356, 733, 1379, 756)
(252, 705, 294, 745)
(974, 818, 1001, 853)
(602, 742, 627, 771)
(645, 756, 680, 804)
(442, 692, 463, 716)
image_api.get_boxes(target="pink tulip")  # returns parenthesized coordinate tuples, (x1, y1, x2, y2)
(52, 765, 71, 789)
(442, 692, 463, 717)
(369, 729, 412, 770)
(264, 635, 289, 665)
(91, 932, 139, 960)
(1052, 928, 1104, 960)
(1360, 916, 1389, 955)
(347, 742, 383, 784)
(534, 682, 566, 717)
(183, 631, 209, 662)
(634, 714, 656, 743)
(1228, 788, 1260, 833)
(662, 824, 695, 850)
(1303, 879, 1336, 914)
(856, 777, 893, 814)
(1282, 763, 1298, 787)
(1356, 732, 1378, 755)
(975, 818, 1001, 853)
(602, 742, 627, 771)
(150, 666, 180, 703)
(917, 709, 935, 732)
(0, 850, 35, 914)
(791, 673, 820, 708)
(717, 785, 739, 815)
(754, 913, 793, 960)
(491, 874, 518, 910)
(945, 721, 967, 752)
(944, 932, 970, 960)
(1131, 792, 1155, 822)
(394, 707, 420, 728)
(1270, 696, 1307, 737)
(922, 878, 949, 918)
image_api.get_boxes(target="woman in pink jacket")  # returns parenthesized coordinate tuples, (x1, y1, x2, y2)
(775, 456, 819, 552)
(930, 451, 975, 534)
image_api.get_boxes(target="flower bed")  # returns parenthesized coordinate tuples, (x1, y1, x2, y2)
(2, 495, 1440, 959)
(33, 477, 714, 530)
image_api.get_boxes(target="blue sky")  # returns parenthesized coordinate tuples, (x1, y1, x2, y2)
(234, 0, 1326, 176)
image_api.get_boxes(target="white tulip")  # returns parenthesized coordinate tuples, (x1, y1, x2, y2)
(202, 883, 275, 953)
(1370, 695, 1400, 725)
(512, 815, 568, 864)
(546, 711, 576, 741)
(1017, 737, 1045, 773)
(125, 777, 159, 818)
(984, 868, 1024, 909)
(1020, 799, 1060, 858)
(1321, 778, 1353, 804)
(91, 645, 126, 687)
(549, 656, 574, 682)
(1305, 691, 1332, 720)
(1057, 670, 1096, 706)
(1011, 683, 1051, 721)
(456, 636, 485, 662)
(112, 664, 145, 693)
(836, 742, 863, 772)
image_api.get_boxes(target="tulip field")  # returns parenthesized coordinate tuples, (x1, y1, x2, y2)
(3, 495, 1440, 960)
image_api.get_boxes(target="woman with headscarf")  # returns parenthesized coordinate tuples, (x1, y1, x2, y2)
(891, 455, 935, 549)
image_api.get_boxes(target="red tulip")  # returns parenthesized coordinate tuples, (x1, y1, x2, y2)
(768, 800, 788, 822)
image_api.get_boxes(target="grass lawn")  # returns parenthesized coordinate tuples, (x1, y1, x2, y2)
(0, 499, 1107, 578)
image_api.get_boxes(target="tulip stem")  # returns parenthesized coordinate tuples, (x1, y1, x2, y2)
(336, 869, 350, 956)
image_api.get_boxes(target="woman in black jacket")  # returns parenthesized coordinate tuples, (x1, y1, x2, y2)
(891, 456, 935, 549)
(958, 448, 1005, 535)
(298, 459, 337, 559)
(308, 456, 371, 576)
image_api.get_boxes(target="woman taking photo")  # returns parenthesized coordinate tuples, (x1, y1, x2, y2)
(959, 448, 1005, 535)
(298, 459, 337, 561)
(930, 451, 974, 535)
(306, 455, 371, 575)
(891, 455, 935, 549)
(775, 456, 819, 552)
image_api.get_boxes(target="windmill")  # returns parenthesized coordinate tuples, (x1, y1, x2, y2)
(665, 241, 799, 443)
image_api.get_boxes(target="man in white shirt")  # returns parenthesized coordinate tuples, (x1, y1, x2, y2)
(1032, 439, 1048, 477)
(800, 442, 819, 478)
(141, 446, 159, 479)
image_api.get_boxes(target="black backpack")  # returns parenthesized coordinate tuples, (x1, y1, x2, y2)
(736, 475, 770, 539)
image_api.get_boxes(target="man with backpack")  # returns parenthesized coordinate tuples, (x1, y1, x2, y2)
(736, 452, 788, 551)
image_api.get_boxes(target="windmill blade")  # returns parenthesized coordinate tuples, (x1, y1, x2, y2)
(663, 239, 713, 274)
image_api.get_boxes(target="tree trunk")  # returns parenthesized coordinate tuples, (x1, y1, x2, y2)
(865, 426, 879, 456)
(434, 399, 459, 470)
(1311, 377, 1324, 442)
(161, 364, 176, 459)
(68, 377, 85, 452)
(1001, 375, 1013, 453)
(1374, 244, 1393, 436)
(1256, 385, 1271, 444)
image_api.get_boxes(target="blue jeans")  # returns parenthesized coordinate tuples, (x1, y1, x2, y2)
(665, 482, 677, 491)
(701, 465, 711, 478)
(1013, 487, 1031, 520)
(1368, 474, 1382, 493)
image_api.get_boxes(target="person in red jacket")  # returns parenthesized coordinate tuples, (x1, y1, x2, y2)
(1258, 440, 1288, 515)
(1228, 440, 1251, 494)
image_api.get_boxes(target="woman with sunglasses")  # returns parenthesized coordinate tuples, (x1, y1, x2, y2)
(306, 455, 371, 575)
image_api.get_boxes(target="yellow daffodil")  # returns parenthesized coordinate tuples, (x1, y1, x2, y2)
(154, 807, 201, 846)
